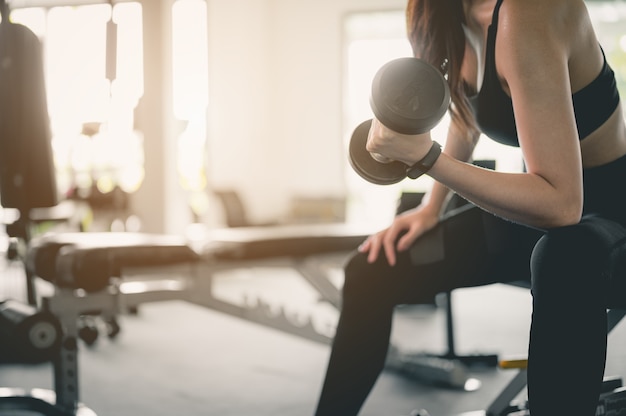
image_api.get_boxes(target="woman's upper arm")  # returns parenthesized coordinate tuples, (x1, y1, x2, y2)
(497, 0, 583, 214)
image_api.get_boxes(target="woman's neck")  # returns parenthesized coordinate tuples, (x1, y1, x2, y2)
(461, 0, 498, 93)
(463, 0, 497, 34)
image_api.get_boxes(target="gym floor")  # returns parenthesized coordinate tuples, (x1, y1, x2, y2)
(1, 253, 626, 416)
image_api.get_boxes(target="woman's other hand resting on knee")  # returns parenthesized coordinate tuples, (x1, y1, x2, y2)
(359, 200, 440, 266)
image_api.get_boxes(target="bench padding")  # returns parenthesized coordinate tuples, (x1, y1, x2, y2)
(27, 233, 200, 292)
(26, 224, 374, 292)
(200, 223, 371, 260)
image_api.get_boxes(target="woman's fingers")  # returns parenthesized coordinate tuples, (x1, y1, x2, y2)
(358, 230, 388, 264)
(366, 233, 383, 264)
(359, 210, 438, 267)
(397, 227, 418, 252)
(383, 226, 402, 266)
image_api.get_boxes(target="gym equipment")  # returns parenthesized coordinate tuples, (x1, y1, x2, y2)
(0, 224, 372, 415)
(386, 344, 477, 390)
(0, 7, 64, 311)
(0, 299, 62, 363)
(27, 232, 200, 293)
(597, 385, 626, 416)
(349, 57, 450, 185)
(0, 298, 97, 415)
(0, 4, 98, 413)
(427, 162, 500, 369)
(453, 357, 626, 416)
(397, 311, 626, 416)
(389, 176, 499, 391)
(414, 309, 626, 416)
(0, 14, 58, 213)
(26, 224, 374, 343)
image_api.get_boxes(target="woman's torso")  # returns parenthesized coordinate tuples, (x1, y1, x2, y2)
(461, 0, 626, 169)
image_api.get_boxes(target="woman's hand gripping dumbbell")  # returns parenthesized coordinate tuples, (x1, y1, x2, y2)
(349, 57, 450, 185)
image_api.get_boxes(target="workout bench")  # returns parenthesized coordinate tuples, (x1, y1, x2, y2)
(26, 223, 374, 342)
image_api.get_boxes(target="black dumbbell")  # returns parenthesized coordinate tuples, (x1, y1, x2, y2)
(349, 57, 450, 185)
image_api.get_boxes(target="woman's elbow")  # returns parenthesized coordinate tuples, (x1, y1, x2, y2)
(539, 195, 583, 229)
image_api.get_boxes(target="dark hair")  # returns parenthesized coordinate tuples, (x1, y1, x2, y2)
(406, 0, 478, 137)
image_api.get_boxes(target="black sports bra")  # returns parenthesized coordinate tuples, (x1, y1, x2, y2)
(468, 0, 620, 147)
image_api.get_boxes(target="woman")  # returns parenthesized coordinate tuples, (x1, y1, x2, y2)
(314, 0, 626, 415)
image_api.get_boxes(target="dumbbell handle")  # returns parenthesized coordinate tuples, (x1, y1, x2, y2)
(368, 132, 442, 180)
(370, 151, 392, 164)
(365, 120, 442, 176)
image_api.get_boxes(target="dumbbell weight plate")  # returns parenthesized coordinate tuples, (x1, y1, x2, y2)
(349, 119, 408, 185)
(370, 57, 450, 135)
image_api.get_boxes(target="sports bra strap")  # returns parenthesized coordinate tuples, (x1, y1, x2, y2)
(492, 0, 505, 26)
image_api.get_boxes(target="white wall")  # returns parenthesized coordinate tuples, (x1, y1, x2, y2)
(131, 0, 407, 233)
(203, 0, 407, 226)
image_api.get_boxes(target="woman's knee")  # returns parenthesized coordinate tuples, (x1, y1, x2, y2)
(342, 251, 398, 307)
(530, 220, 609, 300)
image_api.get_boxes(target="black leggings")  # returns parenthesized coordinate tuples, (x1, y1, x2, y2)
(314, 154, 626, 416)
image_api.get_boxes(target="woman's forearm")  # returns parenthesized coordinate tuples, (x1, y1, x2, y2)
(427, 153, 582, 229)
(420, 121, 478, 217)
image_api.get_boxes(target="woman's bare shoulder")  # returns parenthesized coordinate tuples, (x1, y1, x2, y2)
(498, 0, 590, 41)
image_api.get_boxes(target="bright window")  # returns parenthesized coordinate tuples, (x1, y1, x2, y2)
(588, 2, 626, 97)
(172, 0, 210, 217)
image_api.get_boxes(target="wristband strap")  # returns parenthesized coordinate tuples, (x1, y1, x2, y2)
(406, 141, 442, 179)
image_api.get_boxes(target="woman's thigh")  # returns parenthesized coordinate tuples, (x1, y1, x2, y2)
(345, 204, 543, 306)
